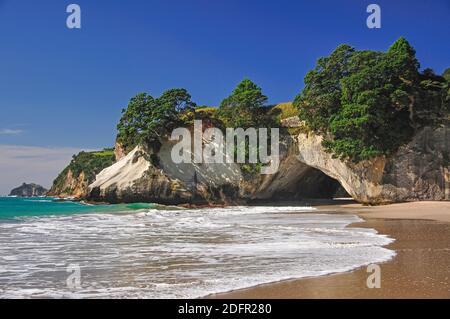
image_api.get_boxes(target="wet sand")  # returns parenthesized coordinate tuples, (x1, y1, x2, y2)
(210, 201, 450, 298)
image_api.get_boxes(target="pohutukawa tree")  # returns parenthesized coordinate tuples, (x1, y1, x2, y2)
(294, 37, 449, 162)
(117, 88, 196, 152)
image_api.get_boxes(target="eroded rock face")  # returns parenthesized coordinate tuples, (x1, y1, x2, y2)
(87, 142, 243, 204)
(296, 125, 450, 204)
(114, 141, 126, 161)
(87, 134, 344, 204)
(47, 169, 88, 198)
(86, 121, 449, 205)
(241, 135, 342, 200)
(88, 146, 187, 204)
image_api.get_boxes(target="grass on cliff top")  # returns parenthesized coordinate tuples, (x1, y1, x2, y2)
(195, 106, 217, 113)
(92, 148, 114, 157)
(67, 149, 115, 178)
(271, 102, 298, 121)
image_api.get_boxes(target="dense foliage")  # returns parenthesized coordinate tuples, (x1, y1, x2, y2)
(217, 79, 276, 128)
(117, 89, 196, 152)
(294, 37, 449, 162)
(217, 79, 280, 175)
(51, 149, 115, 193)
(116, 80, 279, 158)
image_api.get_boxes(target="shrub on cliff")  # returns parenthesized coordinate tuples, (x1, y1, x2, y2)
(294, 37, 449, 162)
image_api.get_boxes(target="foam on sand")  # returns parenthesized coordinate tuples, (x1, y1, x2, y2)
(0, 206, 394, 298)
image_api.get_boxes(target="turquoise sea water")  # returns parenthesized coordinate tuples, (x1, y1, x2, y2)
(0, 197, 156, 220)
(0, 197, 395, 298)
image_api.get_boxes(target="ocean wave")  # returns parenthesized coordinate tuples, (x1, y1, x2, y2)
(0, 206, 394, 299)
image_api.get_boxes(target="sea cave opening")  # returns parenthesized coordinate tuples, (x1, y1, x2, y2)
(267, 167, 351, 202)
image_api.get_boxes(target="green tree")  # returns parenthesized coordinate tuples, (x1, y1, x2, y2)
(385, 36, 420, 125)
(294, 37, 447, 162)
(149, 88, 196, 138)
(116, 93, 155, 151)
(217, 79, 279, 175)
(295, 44, 355, 133)
(218, 78, 269, 128)
(415, 68, 449, 122)
(117, 89, 196, 151)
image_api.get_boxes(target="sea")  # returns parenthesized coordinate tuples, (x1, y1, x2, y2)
(0, 196, 395, 298)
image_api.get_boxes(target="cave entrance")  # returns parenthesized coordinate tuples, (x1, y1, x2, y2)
(270, 167, 351, 201)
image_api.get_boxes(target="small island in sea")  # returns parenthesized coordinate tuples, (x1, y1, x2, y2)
(8, 183, 48, 198)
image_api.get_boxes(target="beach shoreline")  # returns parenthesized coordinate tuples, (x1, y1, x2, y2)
(209, 201, 450, 299)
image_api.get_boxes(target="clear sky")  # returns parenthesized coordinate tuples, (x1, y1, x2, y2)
(0, 0, 449, 193)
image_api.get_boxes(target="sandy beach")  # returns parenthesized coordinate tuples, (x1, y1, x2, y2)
(210, 201, 450, 299)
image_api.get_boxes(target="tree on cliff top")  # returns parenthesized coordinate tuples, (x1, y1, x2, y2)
(294, 37, 448, 162)
(117, 88, 196, 151)
(218, 78, 272, 128)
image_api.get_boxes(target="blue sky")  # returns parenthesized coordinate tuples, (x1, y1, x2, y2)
(0, 0, 449, 192)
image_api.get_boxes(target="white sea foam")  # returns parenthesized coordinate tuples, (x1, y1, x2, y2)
(23, 199, 53, 203)
(0, 206, 395, 299)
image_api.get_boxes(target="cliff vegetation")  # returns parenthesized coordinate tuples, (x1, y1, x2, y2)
(294, 37, 449, 162)
(48, 149, 115, 197)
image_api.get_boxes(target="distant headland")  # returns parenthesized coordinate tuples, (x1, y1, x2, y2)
(9, 183, 48, 197)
